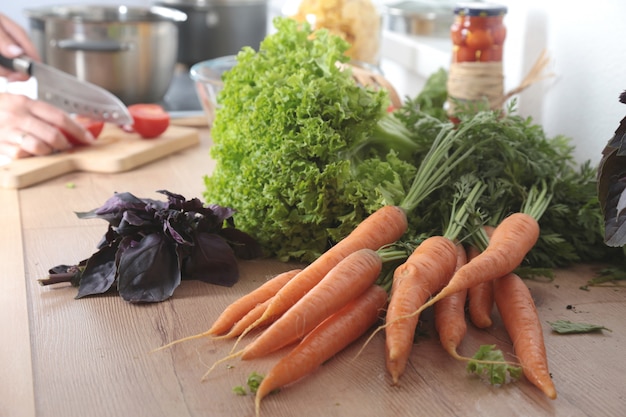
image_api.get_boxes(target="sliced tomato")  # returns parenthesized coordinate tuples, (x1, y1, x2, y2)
(127, 104, 170, 139)
(61, 115, 105, 146)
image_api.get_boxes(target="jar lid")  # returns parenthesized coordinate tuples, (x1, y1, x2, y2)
(453, 2, 507, 16)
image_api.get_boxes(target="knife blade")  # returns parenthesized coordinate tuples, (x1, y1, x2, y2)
(0, 54, 133, 125)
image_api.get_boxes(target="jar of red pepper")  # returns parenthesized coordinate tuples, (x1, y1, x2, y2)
(447, 2, 508, 116)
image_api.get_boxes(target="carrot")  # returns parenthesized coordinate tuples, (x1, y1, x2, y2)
(210, 268, 302, 335)
(254, 285, 388, 417)
(203, 248, 384, 378)
(392, 211, 542, 327)
(241, 248, 383, 360)
(434, 242, 468, 360)
(468, 280, 494, 329)
(236, 205, 407, 340)
(382, 179, 488, 384)
(213, 298, 273, 340)
(152, 269, 300, 351)
(384, 235, 459, 384)
(493, 272, 557, 399)
(466, 225, 495, 329)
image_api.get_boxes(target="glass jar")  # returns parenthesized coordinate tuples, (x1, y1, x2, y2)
(450, 2, 507, 63)
(446, 2, 508, 116)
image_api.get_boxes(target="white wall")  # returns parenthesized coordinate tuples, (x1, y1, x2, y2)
(497, 0, 626, 166)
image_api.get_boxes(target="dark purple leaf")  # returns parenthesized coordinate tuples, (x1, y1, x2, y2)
(116, 233, 181, 303)
(219, 227, 264, 259)
(207, 204, 236, 223)
(76, 192, 146, 225)
(60, 190, 260, 303)
(598, 91, 626, 246)
(184, 232, 239, 287)
(75, 244, 118, 298)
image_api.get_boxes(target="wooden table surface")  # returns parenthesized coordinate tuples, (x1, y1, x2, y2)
(1, 128, 625, 417)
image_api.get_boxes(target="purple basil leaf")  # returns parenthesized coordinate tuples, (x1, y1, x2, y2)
(75, 244, 118, 298)
(219, 227, 264, 259)
(76, 192, 146, 226)
(184, 232, 239, 287)
(598, 91, 626, 246)
(163, 211, 194, 245)
(116, 233, 181, 303)
(207, 204, 236, 223)
(157, 189, 186, 209)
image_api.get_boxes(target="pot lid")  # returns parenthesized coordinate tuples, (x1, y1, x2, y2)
(24, 5, 187, 23)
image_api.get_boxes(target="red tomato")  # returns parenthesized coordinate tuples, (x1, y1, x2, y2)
(450, 22, 466, 46)
(127, 104, 170, 139)
(453, 46, 478, 63)
(491, 24, 507, 45)
(465, 29, 494, 50)
(61, 116, 105, 146)
(479, 46, 503, 62)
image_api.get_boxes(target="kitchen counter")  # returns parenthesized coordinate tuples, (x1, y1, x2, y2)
(1, 127, 625, 417)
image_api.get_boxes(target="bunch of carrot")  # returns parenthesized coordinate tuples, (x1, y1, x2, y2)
(153, 126, 559, 413)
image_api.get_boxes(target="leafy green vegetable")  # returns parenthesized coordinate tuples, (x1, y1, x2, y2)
(204, 17, 419, 262)
(232, 386, 247, 396)
(40, 190, 261, 303)
(203, 16, 625, 270)
(467, 345, 522, 386)
(548, 320, 612, 334)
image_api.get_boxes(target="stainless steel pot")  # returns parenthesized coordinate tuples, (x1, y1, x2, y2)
(153, 0, 268, 66)
(25, 5, 187, 105)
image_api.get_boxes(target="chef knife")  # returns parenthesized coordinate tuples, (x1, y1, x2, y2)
(0, 53, 133, 125)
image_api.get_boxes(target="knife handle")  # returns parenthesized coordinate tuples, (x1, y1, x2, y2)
(0, 54, 33, 76)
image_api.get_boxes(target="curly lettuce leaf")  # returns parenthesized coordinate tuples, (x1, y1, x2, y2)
(204, 17, 414, 262)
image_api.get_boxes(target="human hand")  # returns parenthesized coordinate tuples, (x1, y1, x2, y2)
(0, 93, 96, 159)
(0, 13, 41, 82)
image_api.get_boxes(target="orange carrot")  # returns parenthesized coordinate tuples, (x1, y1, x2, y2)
(381, 180, 487, 384)
(493, 272, 557, 399)
(254, 285, 388, 417)
(393, 211, 541, 325)
(468, 279, 494, 328)
(203, 248, 384, 378)
(238, 205, 407, 338)
(385, 236, 459, 385)
(210, 268, 302, 335)
(213, 298, 273, 340)
(434, 243, 468, 360)
(467, 226, 495, 329)
(152, 269, 300, 351)
(241, 248, 383, 361)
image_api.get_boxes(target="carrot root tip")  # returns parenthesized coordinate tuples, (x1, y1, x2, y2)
(200, 350, 243, 381)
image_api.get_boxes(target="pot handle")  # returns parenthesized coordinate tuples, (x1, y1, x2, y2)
(55, 39, 132, 53)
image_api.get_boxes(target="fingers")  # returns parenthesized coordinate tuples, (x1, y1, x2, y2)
(0, 93, 96, 159)
(0, 13, 40, 82)
(29, 100, 96, 147)
(0, 13, 40, 60)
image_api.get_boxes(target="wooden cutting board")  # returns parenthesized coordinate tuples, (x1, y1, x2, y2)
(0, 124, 200, 189)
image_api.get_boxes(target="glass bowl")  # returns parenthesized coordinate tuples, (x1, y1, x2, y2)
(190, 55, 238, 127)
